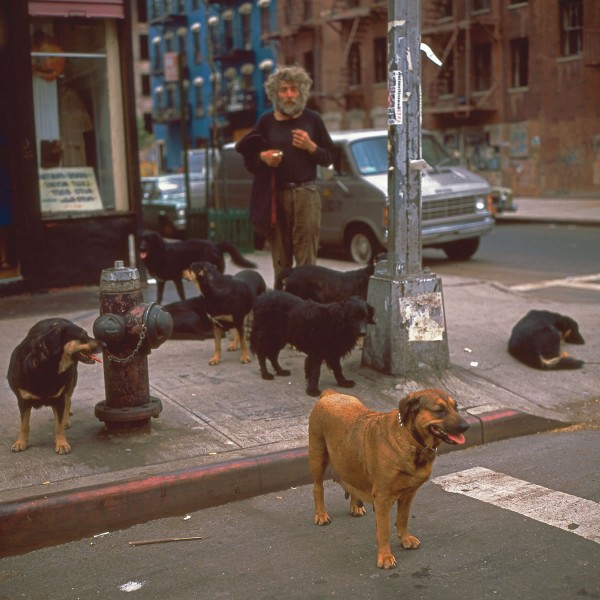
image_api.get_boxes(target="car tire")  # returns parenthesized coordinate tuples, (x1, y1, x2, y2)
(442, 237, 480, 261)
(346, 226, 379, 264)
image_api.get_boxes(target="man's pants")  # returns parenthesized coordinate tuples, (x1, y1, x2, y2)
(267, 184, 321, 284)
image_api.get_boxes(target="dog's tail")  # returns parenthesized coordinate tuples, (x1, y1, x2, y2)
(274, 267, 293, 291)
(216, 241, 257, 268)
(548, 355, 585, 370)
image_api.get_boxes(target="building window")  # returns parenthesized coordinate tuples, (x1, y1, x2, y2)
(439, 50, 454, 95)
(191, 23, 202, 64)
(240, 3, 252, 50)
(348, 43, 361, 87)
(139, 33, 149, 61)
(259, 1, 271, 42)
(510, 37, 529, 87)
(438, 0, 453, 18)
(208, 16, 220, 56)
(152, 36, 162, 73)
(373, 37, 386, 83)
(166, 83, 176, 109)
(137, 0, 147, 22)
(559, 0, 583, 57)
(193, 77, 204, 117)
(164, 31, 174, 53)
(472, 0, 490, 10)
(473, 43, 491, 91)
(302, 0, 312, 21)
(151, 0, 161, 20)
(142, 74, 151, 96)
(177, 27, 187, 67)
(155, 86, 164, 112)
(30, 19, 126, 214)
(223, 10, 234, 53)
(284, 1, 293, 26)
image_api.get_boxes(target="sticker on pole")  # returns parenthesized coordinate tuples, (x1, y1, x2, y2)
(387, 70, 403, 125)
(399, 292, 445, 342)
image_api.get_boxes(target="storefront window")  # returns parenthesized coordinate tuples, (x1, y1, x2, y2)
(30, 17, 127, 216)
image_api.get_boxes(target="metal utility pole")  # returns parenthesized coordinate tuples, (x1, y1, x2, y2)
(362, 0, 450, 375)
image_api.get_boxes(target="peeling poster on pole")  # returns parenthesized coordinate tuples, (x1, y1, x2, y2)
(399, 292, 445, 342)
(387, 70, 403, 125)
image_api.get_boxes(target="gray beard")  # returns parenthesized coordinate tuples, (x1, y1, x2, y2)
(276, 96, 306, 117)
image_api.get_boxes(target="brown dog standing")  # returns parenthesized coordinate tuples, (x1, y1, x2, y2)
(308, 388, 469, 569)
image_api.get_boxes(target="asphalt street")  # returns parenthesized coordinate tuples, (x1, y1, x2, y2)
(0, 427, 598, 600)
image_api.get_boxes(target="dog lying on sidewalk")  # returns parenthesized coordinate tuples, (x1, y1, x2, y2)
(308, 388, 469, 569)
(508, 309, 585, 369)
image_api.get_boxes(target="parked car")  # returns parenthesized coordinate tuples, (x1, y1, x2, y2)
(141, 173, 206, 238)
(214, 129, 495, 263)
(490, 185, 518, 215)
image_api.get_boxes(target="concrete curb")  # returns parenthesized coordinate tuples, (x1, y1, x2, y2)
(0, 408, 570, 558)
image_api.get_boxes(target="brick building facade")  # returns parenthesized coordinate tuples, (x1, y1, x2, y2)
(272, 0, 600, 197)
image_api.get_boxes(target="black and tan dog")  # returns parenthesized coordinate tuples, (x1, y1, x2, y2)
(250, 290, 375, 396)
(309, 388, 469, 569)
(508, 309, 585, 369)
(8, 318, 103, 454)
(187, 261, 266, 365)
(138, 230, 257, 304)
(275, 261, 376, 303)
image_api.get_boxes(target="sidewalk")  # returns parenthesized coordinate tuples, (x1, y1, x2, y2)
(1, 197, 599, 557)
(496, 196, 600, 225)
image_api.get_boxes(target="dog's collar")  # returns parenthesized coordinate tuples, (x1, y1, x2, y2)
(398, 411, 437, 457)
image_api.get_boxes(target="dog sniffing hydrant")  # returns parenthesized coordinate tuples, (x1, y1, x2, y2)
(93, 260, 173, 431)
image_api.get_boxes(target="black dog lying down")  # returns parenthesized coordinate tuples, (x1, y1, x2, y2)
(162, 296, 214, 340)
(250, 290, 375, 396)
(8, 318, 103, 454)
(138, 230, 257, 304)
(275, 261, 375, 303)
(508, 309, 585, 369)
(187, 261, 267, 365)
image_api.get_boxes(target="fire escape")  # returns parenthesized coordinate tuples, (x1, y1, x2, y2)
(321, 0, 386, 110)
(421, 0, 500, 120)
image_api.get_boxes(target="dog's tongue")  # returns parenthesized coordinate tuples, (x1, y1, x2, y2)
(447, 433, 465, 445)
(140, 251, 147, 260)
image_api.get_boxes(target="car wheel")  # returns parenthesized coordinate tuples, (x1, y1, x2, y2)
(347, 226, 378, 264)
(442, 237, 480, 261)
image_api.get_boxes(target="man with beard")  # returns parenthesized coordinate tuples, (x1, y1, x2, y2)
(236, 65, 334, 284)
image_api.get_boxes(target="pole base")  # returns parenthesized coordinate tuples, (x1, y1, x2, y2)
(362, 266, 450, 375)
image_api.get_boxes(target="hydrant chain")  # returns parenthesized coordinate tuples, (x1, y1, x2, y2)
(106, 323, 147, 363)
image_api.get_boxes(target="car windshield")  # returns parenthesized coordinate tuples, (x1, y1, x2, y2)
(349, 133, 455, 175)
(350, 137, 388, 175)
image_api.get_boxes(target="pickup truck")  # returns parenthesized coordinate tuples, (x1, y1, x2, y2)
(214, 129, 495, 263)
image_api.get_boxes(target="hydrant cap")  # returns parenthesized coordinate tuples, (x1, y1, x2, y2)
(100, 260, 140, 292)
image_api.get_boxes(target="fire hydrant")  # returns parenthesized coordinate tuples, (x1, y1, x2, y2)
(93, 260, 173, 431)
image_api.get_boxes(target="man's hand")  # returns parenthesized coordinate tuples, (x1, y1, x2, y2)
(260, 149, 284, 167)
(292, 129, 317, 154)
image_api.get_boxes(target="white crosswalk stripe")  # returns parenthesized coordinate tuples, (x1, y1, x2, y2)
(432, 467, 600, 544)
(509, 273, 600, 292)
